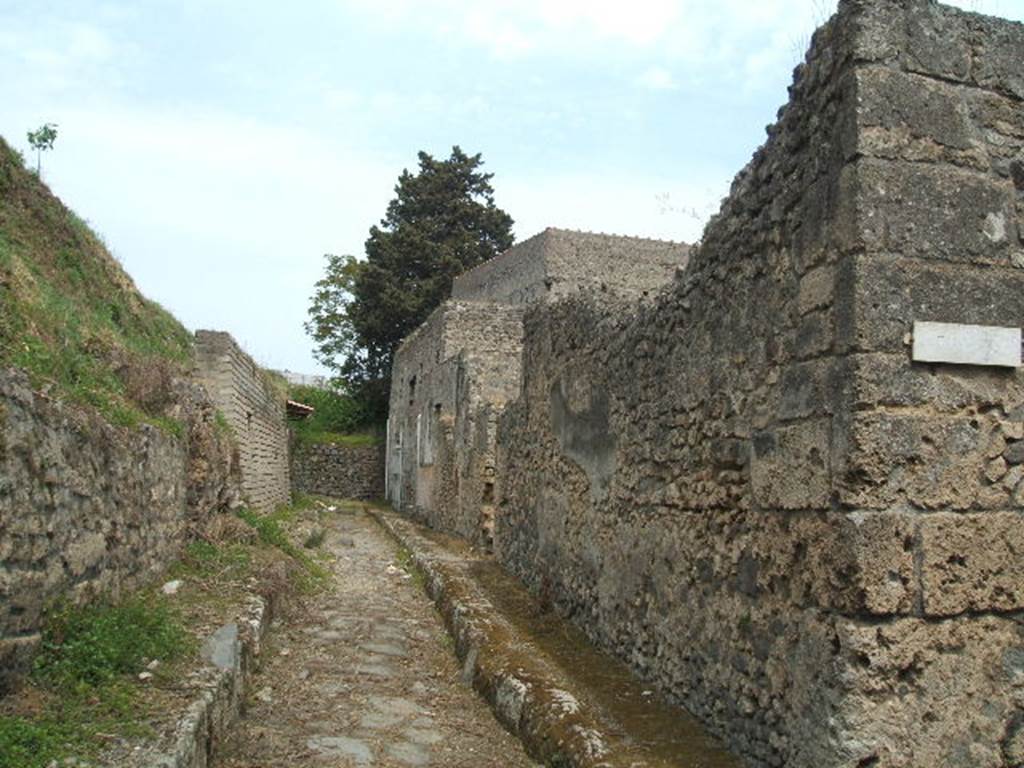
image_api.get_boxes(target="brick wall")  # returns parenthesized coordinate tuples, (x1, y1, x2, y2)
(194, 331, 290, 512)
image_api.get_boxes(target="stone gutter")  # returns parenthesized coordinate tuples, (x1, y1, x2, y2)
(124, 593, 275, 768)
(367, 505, 740, 768)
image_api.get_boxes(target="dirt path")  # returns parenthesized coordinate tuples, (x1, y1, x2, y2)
(216, 504, 537, 768)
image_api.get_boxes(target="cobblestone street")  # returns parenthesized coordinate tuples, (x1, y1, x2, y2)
(216, 504, 536, 767)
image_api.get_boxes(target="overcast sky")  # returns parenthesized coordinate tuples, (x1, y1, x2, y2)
(1, 0, 1019, 374)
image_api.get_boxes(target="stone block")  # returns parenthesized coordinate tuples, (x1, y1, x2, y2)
(973, 16, 1024, 100)
(798, 265, 835, 315)
(795, 310, 833, 359)
(847, 353, 1024, 412)
(830, 613, 1024, 768)
(837, 254, 1024, 354)
(793, 511, 918, 616)
(836, 412, 988, 510)
(901, 2, 972, 82)
(751, 419, 831, 510)
(779, 360, 843, 421)
(919, 511, 1024, 616)
(857, 66, 974, 151)
(855, 159, 1017, 266)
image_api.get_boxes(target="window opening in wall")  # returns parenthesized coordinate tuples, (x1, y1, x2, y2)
(409, 375, 417, 405)
(483, 481, 495, 504)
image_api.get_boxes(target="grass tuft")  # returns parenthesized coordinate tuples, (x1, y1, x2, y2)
(0, 594, 189, 768)
(235, 507, 330, 590)
(34, 597, 188, 691)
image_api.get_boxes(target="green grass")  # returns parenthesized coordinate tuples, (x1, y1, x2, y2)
(293, 428, 382, 448)
(171, 539, 253, 580)
(287, 383, 381, 447)
(395, 545, 427, 591)
(235, 506, 330, 590)
(303, 528, 327, 549)
(0, 136, 193, 434)
(0, 595, 190, 768)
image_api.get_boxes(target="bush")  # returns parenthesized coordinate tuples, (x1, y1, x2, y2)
(34, 595, 188, 691)
(290, 384, 371, 433)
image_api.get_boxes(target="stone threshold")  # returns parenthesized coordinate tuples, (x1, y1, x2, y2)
(367, 505, 741, 768)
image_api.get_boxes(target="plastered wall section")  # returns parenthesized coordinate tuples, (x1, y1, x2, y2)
(451, 227, 688, 306)
(497, 2, 1024, 767)
(195, 331, 290, 512)
(387, 302, 523, 545)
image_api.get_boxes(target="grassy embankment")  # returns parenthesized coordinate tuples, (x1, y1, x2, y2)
(0, 136, 192, 433)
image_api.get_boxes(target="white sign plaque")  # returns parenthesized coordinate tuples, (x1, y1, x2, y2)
(912, 321, 1021, 368)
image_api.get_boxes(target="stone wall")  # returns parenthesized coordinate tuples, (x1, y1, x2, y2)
(195, 331, 290, 512)
(0, 367, 239, 692)
(389, 230, 686, 548)
(452, 227, 687, 306)
(387, 302, 524, 546)
(496, 2, 1024, 767)
(291, 440, 384, 501)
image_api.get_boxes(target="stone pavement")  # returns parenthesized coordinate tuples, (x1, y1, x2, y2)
(216, 504, 536, 768)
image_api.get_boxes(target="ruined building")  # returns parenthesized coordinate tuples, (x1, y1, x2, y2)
(386, 228, 688, 545)
(387, 1, 1024, 766)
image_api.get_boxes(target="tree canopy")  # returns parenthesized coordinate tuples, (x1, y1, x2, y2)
(306, 146, 514, 421)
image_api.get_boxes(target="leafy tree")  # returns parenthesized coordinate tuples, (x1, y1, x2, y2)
(306, 146, 514, 420)
(26, 123, 58, 176)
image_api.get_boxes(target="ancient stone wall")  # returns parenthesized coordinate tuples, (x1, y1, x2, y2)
(195, 331, 290, 512)
(0, 367, 239, 692)
(387, 302, 524, 545)
(497, 2, 1024, 766)
(452, 228, 687, 306)
(291, 440, 384, 501)
(389, 230, 685, 548)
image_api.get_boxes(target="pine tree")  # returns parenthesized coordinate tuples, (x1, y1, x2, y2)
(306, 146, 514, 421)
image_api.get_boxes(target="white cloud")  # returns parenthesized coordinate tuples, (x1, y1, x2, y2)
(23, 106, 403, 373)
(500, 170, 728, 247)
(636, 66, 678, 91)
(338, 0, 844, 88)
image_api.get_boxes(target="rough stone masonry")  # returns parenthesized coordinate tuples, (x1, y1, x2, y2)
(389, 1, 1024, 766)
(386, 229, 687, 547)
(0, 367, 239, 692)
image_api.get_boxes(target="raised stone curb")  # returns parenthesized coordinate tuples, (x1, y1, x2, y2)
(116, 593, 275, 768)
(367, 505, 739, 768)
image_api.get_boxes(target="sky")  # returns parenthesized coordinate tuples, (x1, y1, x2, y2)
(1, 0, 1020, 375)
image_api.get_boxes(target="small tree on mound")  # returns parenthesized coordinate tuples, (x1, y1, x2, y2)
(27, 123, 58, 176)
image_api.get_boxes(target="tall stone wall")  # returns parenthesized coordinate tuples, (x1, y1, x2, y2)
(0, 367, 239, 692)
(291, 440, 384, 501)
(195, 331, 290, 512)
(387, 302, 524, 546)
(497, 2, 1024, 766)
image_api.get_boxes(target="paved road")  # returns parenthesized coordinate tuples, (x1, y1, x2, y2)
(216, 504, 536, 768)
